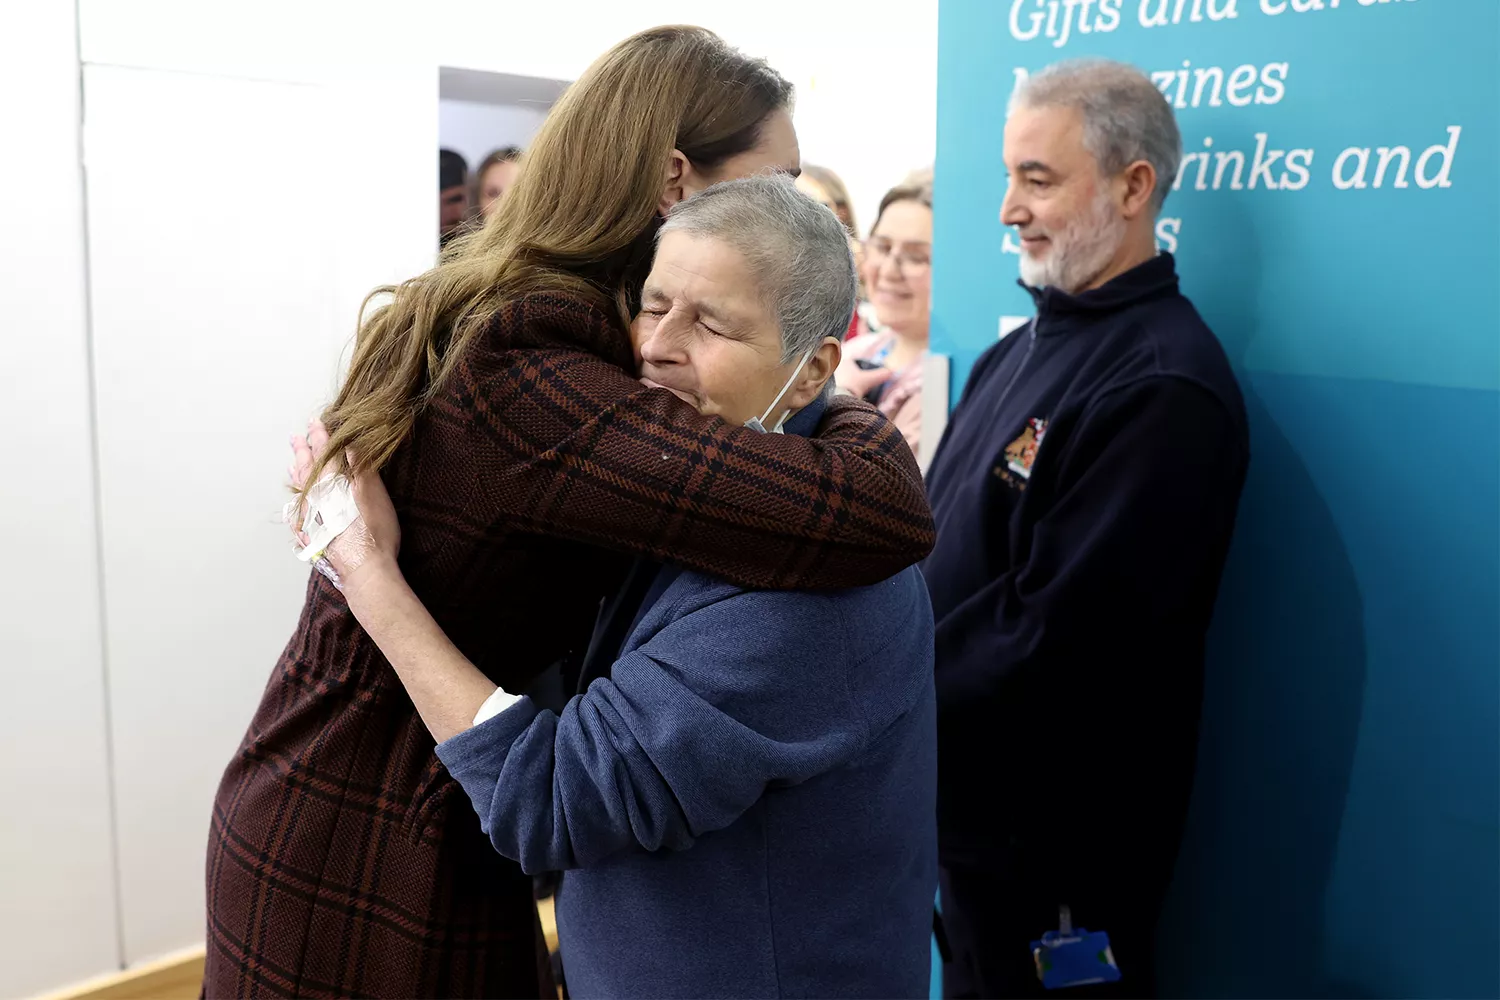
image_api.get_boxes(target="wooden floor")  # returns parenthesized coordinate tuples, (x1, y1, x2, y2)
(35, 900, 559, 1000)
(32, 947, 206, 1000)
(538, 894, 559, 951)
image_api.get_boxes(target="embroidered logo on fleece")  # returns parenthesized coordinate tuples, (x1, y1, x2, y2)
(996, 417, 1049, 487)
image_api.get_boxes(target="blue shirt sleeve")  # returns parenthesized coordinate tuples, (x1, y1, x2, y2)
(434, 588, 879, 874)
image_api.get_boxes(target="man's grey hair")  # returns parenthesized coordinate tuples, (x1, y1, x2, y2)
(660, 173, 857, 362)
(1012, 59, 1182, 211)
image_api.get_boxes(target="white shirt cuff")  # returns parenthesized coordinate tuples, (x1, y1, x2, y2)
(472, 686, 522, 726)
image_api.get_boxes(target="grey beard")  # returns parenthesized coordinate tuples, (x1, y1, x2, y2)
(1017, 194, 1127, 295)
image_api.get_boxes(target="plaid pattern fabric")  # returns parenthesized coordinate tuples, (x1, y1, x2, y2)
(203, 293, 935, 998)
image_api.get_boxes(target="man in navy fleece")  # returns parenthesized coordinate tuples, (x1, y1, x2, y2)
(922, 60, 1249, 998)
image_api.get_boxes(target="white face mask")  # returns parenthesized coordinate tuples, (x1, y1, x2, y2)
(744, 348, 816, 434)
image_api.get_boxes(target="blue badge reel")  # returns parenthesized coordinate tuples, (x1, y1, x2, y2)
(1030, 907, 1122, 990)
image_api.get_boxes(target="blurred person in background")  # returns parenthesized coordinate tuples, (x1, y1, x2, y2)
(795, 162, 858, 235)
(796, 163, 865, 332)
(286, 175, 937, 1000)
(439, 148, 470, 248)
(203, 26, 932, 1000)
(475, 145, 524, 221)
(834, 169, 932, 461)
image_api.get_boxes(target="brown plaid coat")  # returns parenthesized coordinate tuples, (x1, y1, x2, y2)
(203, 293, 935, 998)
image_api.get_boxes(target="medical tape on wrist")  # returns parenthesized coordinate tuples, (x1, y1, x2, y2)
(282, 475, 360, 563)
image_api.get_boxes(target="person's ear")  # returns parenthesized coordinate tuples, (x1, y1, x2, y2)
(658, 149, 692, 216)
(783, 337, 843, 412)
(1119, 159, 1158, 220)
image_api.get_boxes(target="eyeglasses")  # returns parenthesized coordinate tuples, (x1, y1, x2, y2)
(863, 237, 932, 274)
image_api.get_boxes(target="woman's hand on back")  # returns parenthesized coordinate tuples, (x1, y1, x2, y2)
(288, 419, 402, 595)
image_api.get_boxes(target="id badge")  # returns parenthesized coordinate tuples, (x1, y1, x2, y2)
(1030, 907, 1121, 990)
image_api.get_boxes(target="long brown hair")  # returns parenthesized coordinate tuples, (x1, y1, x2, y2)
(306, 26, 791, 494)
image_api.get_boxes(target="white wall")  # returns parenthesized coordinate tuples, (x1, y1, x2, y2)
(75, 0, 937, 230)
(10, 1, 936, 992)
(439, 100, 550, 175)
(80, 63, 431, 962)
(0, 4, 122, 998)
(80, 61, 434, 967)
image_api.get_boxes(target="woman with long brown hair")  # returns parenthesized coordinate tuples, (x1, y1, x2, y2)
(202, 26, 933, 999)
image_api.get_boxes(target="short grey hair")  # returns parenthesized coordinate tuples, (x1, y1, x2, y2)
(660, 173, 857, 362)
(1012, 59, 1182, 211)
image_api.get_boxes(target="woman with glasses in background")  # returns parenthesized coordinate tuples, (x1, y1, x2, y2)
(835, 169, 932, 462)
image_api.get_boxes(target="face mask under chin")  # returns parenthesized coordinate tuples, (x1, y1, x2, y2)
(743, 347, 816, 434)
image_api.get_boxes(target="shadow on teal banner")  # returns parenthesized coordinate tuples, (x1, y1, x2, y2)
(931, 0, 1500, 996)
(1162, 373, 1499, 999)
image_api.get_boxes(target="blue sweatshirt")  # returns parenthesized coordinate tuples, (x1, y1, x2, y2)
(436, 401, 938, 999)
(921, 254, 1248, 903)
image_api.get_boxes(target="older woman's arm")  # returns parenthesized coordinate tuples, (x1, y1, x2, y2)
(342, 556, 499, 743)
(432, 587, 875, 873)
(292, 441, 498, 741)
(294, 440, 873, 828)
